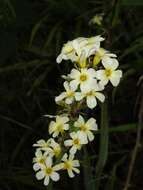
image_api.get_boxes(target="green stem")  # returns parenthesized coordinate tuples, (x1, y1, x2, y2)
(46, 182, 53, 190)
(123, 82, 143, 190)
(95, 100, 109, 190)
(83, 147, 95, 190)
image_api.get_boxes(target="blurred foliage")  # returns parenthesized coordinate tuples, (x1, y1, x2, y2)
(0, 0, 143, 190)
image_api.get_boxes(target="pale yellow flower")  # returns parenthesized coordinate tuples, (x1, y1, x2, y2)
(64, 131, 88, 155)
(60, 153, 80, 178)
(55, 81, 76, 104)
(49, 115, 69, 137)
(74, 115, 98, 142)
(89, 14, 104, 26)
(69, 68, 97, 92)
(49, 139, 61, 157)
(96, 58, 122, 86)
(75, 82, 105, 109)
(93, 48, 117, 66)
(35, 156, 61, 186)
(33, 150, 47, 171)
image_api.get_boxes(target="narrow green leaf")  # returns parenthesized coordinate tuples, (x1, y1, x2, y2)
(119, 39, 143, 60)
(43, 22, 62, 49)
(0, 114, 33, 130)
(4, 0, 16, 18)
(122, 0, 143, 6)
(29, 16, 48, 48)
(94, 123, 138, 135)
(105, 156, 126, 190)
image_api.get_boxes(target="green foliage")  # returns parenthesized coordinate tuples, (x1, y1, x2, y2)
(0, 0, 143, 190)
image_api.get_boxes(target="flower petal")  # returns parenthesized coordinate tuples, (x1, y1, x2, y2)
(63, 81, 70, 91)
(86, 118, 97, 130)
(55, 92, 66, 102)
(73, 167, 80, 174)
(62, 153, 68, 161)
(35, 150, 42, 157)
(50, 172, 60, 181)
(68, 169, 75, 178)
(56, 54, 63, 63)
(65, 97, 74, 104)
(110, 70, 122, 86)
(44, 176, 50, 186)
(96, 70, 106, 81)
(36, 171, 45, 180)
(33, 163, 41, 171)
(53, 164, 63, 171)
(70, 146, 77, 155)
(64, 140, 72, 147)
(102, 57, 119, 70)
(72, 160, 80, 167)
(61, 116, 69, 123)
(69, 69, 80, 78)
(70, 80, 79, 91)
(75, 92, 84, 101)
(78, 132, 88, 144)
(64, 124, 69, 130)
(87, 131, 95, 141)
(45, 157, 52, 167)
(95, 92, 105, 102)
(87, 68, 97, 78)
(86, 96, 97, 109)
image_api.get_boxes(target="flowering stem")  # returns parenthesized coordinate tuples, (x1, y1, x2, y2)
(83, 147, 95, 190)
(123, 81, 143, 190)
(47, 182, 53, 190)
(95, 99, 109, 190)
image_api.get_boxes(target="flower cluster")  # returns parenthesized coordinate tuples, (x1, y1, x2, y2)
(56, 36, 122, 109)
(33, 35, 122, 186)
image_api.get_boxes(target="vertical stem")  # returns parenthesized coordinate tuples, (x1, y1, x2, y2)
(83, 147, 95, 190)
(95, 99, 109, 190)
(123, 82, 143, 190)
(46, 182, 53, 190)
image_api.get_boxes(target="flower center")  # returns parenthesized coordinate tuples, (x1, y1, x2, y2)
(54, 147, 61, 157)
(86, 91, 95, 96)
(45, 167, 53, 175)
(80, 125, 87, 131)
(73, 138, 80, 145)
(43, 143, 49, 148)
(105, 69, 112, 77)
(80, 74, 88, 82)
(66, 90, 74, 97)
(38, 158, 45, 164)
(64, 45, 73, 53)
(56, 123, 64, 132)
(64, 161, 72, 170)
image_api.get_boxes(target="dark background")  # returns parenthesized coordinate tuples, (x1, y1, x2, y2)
(0, 0, 143, 190)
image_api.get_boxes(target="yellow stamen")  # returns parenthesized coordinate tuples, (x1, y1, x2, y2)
(66, 91, 74, 97)
(80, 74, 88, 82)
(54, 147, 61, 157)
(64, 45, 73, 53)
(56, 123, 64, 132)
(85, 91, 95, 96)
(45, 167, 53, 175)
(105, 69, 112, 77)
(73, 138, 80, 145)
(64, 161, 72, 170)
(38, 158, 45, 164)
(80, 125, 87, 132)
